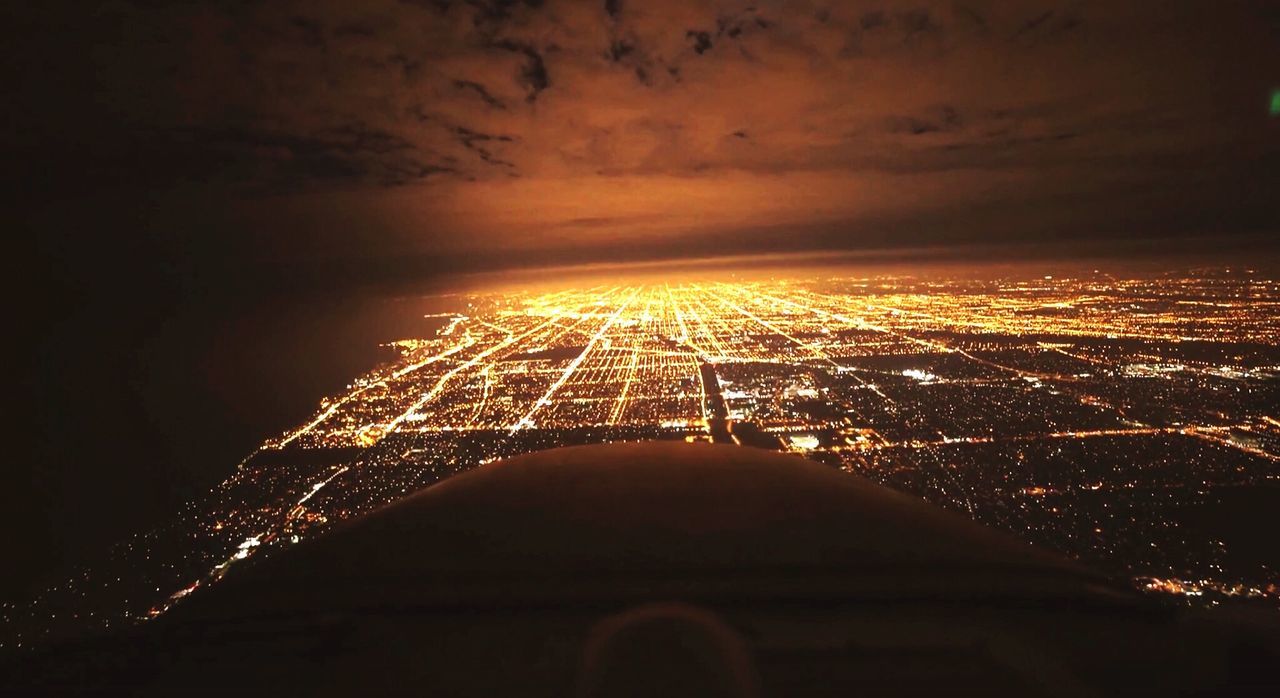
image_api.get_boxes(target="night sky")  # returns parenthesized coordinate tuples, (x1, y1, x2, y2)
(5, 1, 1278, 597)
(10, 0, 1279, 278)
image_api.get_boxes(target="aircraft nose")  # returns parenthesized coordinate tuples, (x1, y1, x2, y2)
(578, 603, 761, 698)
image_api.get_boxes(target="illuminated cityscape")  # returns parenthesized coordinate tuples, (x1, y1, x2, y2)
(5, 267, 1279, 648)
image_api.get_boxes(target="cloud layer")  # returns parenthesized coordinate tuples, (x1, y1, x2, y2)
(9, 0, 1279, 265)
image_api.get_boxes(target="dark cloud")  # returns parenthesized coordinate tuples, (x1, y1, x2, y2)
(608, 39, 634, 62)
(686, 29, 713, 54)
(454, 79, 508, 109)
(899, 8, 938, 38)
(888, 106, 964, 135)
(494, 40, 551, 101)
(456, 126, 518, 168)
(469, 0, 548, 26)
(859, 10, 888, 30)
(189, 122, 452, 188)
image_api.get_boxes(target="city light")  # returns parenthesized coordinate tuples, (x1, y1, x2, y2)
(6, 269, 1279, 648)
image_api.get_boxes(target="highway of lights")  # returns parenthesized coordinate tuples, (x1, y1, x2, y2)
(5, 269, 1280, 648)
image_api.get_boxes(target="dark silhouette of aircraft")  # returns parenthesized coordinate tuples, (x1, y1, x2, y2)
(7, 443, 1279, 696)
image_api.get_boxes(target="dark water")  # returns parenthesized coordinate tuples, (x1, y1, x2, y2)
(1177, 485, 1280, 579)
(8, 290, 458, 599)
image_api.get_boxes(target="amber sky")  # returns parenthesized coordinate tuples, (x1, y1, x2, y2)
(7, 0, 1280, 281)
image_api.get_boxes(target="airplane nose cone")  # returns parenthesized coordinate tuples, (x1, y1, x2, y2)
(578, 603, 760, 698)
